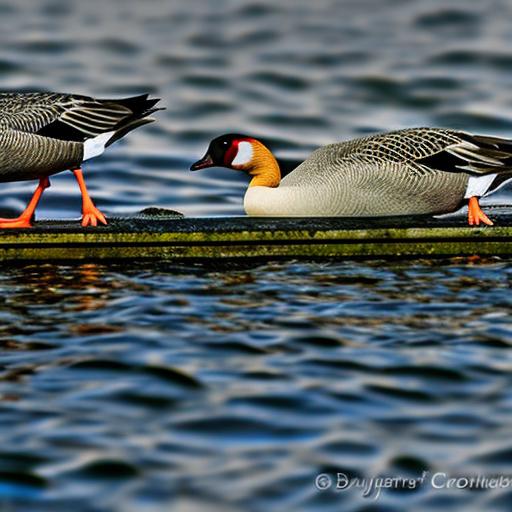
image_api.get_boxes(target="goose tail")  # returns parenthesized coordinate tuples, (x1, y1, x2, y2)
(103, 94, 164, 146)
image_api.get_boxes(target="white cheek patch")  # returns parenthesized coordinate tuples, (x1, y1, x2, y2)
(232, 141, 253, 166)
(464, 174, 497, 198)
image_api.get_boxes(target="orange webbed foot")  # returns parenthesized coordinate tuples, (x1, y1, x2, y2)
(73, 168, 107, 228)
(0, 177, 50, 229)
(0, 217, 33, 229)
(468, 196, 493, 226)
(81, 204, 107, 227)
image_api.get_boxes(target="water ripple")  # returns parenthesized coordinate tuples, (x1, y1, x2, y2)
(0, 0, 512, 510)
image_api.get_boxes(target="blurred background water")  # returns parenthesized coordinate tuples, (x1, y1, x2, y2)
(1, 0, 512, 511)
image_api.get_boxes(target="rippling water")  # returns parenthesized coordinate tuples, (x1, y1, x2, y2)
(1, 1, 512, 511)
(1, 260, 512, 512)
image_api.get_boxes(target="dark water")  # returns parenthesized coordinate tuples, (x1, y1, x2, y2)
(1, 1, 512, 511)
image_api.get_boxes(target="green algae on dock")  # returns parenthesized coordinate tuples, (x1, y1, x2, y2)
(0, 207, 511, 261)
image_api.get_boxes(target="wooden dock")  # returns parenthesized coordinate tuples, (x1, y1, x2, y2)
(0, 206, 511, 261)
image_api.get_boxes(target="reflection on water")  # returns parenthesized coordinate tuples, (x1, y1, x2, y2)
(0, 0, 512, 510)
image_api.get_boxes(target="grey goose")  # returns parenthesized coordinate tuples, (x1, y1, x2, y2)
(191, 129, 512, 225)
(0, 92, 161, 227)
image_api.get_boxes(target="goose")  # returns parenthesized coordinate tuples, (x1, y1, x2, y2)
(0, 92, 162, 228)
(190, 128, 512, 225)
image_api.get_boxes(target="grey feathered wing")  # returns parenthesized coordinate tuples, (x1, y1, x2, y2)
(302, 128, 512, 187)
(0, 92, 161, 143)
(318, 128, 512, 175)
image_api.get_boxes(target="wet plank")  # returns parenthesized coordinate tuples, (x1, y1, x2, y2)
(0, 206, 511, 261)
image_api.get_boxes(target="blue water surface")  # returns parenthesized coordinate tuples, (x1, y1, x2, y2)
(0, 1, 512, 511)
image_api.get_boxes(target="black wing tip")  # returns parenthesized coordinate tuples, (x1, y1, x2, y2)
(460, 132, 512, 149)
(99, 94, 164, 116)
(419, 132, 512, 175)
(143, 107, 166, 118)
(97, 95, 164, 138)
(35, 93, 164, 144)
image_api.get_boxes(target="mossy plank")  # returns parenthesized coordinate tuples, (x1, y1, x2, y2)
(0, 208, 511, 261)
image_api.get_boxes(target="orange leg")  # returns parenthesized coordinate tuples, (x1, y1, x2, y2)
(72, 168, 107, 227)
(0, 177, 50, 229)
(468, 196, 493, 226)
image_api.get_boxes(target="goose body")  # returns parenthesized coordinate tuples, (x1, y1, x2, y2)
(0, 92, 161, 227)
(192, 128, 512, 225)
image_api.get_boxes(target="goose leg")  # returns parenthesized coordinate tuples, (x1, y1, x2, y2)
(72, 168, 107, 227)
(468, 196, 493, 226)
(0, 177, 50, 229)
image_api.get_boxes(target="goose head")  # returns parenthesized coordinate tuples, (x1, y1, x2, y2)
(190, 134, 281, 188)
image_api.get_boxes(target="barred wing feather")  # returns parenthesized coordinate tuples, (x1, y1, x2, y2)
(57, 101, 132, 138)
(0, 93, 160, 143)
(419, 133, 512, 175)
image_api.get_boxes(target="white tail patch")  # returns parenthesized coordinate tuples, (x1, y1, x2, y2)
(232, 141, 253, 167)
(82, 131, 115, 161)
(464, 174, 497, 198)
